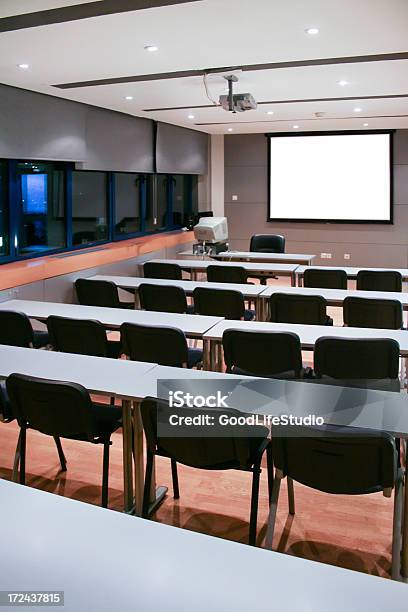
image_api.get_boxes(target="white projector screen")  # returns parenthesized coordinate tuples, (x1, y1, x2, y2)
(268, 132, 392, 223)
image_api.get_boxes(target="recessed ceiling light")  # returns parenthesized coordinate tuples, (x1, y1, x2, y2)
(187, 114, 195, 120)
(227, 128, 233, 132)
(293, 125, 300, 129)
(305, 27, 319, 35)
(337, 80, 348, 86)
(144, 45, 159, 52)
(363, 123, 369, 127)
(354, 107, 362, 112)
(18, 63, 29, 69)
(124, 96, 133, 100)
(267, 111, 274, 115)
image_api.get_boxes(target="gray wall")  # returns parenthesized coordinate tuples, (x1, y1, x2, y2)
(225, 131, 408, 267)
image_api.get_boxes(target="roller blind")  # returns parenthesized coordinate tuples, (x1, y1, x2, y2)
(156, 122, 208, 174)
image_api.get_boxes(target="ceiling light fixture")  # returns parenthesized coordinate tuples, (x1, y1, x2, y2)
(337, 80, 348, 86)
(144, 45, 158, 52)
(267, 111, 274, 115)
(354, 107, 362, 112)
(305, 27, 319, 35)
(124, 96, 133, 100)
(363, 123, 369, 127)
(227, 128, 233, 132)
(18, 63, 29, 69)
(187, 114, 195, 119)
(293, 125, 300, 129)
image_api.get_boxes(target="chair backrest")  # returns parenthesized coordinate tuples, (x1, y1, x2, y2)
(268, 293, 328, 325)
(314, 337, 400, 380)
(249, 234, 285, 253)
(120, 323, 188, 367)
(0, 310, 34, 347)
(193, 287, 245, 320)
(343, 296, 403, 329)
(223, 329, 303, 378)
(356, 270, 402, 292)
(0, 381, 13, 422)
(75, 278, 121, 308)
(47, 316, 109, 357)
(272, 425, 396, 495)
(303, 268, 348, 290)
(143, 262, 183, 280)
(6, 373, 96, 439)
(207, 265, 248, 284)
(138, 283, 188, 314)
(141, 397, 267, 470)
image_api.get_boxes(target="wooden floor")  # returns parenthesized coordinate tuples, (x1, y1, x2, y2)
(0, 276, 400, 579)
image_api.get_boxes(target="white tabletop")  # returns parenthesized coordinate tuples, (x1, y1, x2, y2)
(149, 258, 299, 274)
(261, 285, 408, 309)
(1, 480, 406, 612)
(0, 299, 223, 338)
(89, 275, 266, 298)
(296, 265, 408, 279)
(0, 344, 156, 399)
(203, 319, 408, 355)
(213, 251, 315, 264)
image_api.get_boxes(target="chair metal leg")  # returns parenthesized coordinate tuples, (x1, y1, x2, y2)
(53, 437, 67, 471)
(287, 476, 295, 515)
(101, 441, 110, 509)
(142, 451, 154, 518)
(171, 459, 180, 499)
(391, 472, 403, 580)
(19, 428, 26, 485)
(249, 465, 261, 546)
(265, 471, 282, 549)
(266, 443, 274, 503)
(12, 430, 22, 483)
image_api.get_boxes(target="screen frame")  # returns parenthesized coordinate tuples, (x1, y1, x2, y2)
(266, 129, 394, 225)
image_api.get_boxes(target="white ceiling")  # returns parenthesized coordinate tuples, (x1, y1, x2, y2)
(0, 0, 407, 134)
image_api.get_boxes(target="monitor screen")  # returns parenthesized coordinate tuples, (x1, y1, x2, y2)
(21, 173, 48, 215)
(268, 131, 392, 223)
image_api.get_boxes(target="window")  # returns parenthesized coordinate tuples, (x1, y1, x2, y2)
(0, 161, 8, 257)
(16, 161, 66, 255)
(170, 175, 198, 226)
(114, 173, 143, 237)
(72, 171, 108, 246)
(145, 174, 169, 232)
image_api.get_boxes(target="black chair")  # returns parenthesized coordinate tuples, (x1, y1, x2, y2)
(143, 262, 183, 280)
(265, 424, 402, 579)
(75, 278, 133, 309)
(314, 337, 400, 391)
(0, 310, 49, 348)
(207, 265, 250, 285)
(223, 329, 305, 379)
(47, 316, 121, 359)
(141, 397, 273, 545)
(268, 293, 333, 326)
(250, 234, 285, 253)
(357, 270, 402, 293)
(343, 296, 403, 329)
(303, 268, 348, 290)
(193, 287, 255, 321)
(6, 373, 122, 508)
(120, 323, 202, 369)
(138, 283, 189, 314)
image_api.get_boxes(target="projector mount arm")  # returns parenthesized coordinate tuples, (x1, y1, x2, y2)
(225, 75, 239, 113)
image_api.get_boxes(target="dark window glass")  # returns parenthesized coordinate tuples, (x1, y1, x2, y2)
(72, 171, 108, 246)
(114, 173, 142, 236)
(145, 174, 169, 232)
(16, 161, 66, 255)
(0, 161, 8, 257)
(171, 175, 186, 226)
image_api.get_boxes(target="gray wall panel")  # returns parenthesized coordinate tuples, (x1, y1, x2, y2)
(156, 122, 208, 174)
(0, 84, 86, 161)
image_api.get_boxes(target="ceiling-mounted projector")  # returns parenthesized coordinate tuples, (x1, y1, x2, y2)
(219, 75, 257, 113)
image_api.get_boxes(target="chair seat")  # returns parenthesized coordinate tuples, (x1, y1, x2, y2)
(187, 348, 203, 368)
(67, 401, 122, 441)
(186, 304, 195, 314)
(33, 330, 50, 348)
(107, 340, 122, 359)
(120, 301, 135, 309)
(244, 309, 256, 321)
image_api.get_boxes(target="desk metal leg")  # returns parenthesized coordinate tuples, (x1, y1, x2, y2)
(203, 338, 211, 371)
(291, 272, 296, 287)
(134, 290, 141, 310)
(122, 399, 134, 514)
(148, 457, 168, 515)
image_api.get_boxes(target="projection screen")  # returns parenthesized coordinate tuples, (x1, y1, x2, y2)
(268, 131, 393, 223)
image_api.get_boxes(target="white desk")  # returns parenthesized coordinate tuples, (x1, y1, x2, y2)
(0, 345, 156, 515)
(148, 258, 300, 285)
(2, 481, 407, 612)
(0, 299, 223, 339)
(296, 265, 408, 286)
(88, 275, 266, 318)
(212, 251, 316, 265)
